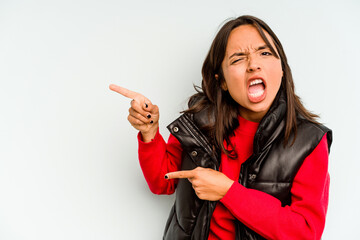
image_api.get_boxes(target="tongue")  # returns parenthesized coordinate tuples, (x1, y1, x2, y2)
(249, 84, 264, 94)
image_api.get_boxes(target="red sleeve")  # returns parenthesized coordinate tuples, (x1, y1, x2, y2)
(220, 134, 330, 240)
(138, 129, 183, 195)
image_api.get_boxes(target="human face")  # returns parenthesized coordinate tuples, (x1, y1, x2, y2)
(221, 24, 283, 122)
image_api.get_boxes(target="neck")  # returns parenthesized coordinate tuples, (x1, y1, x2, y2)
(238, 107, 267, 123)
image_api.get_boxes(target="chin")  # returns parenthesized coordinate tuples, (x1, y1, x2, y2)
(248, 102, 271, 113)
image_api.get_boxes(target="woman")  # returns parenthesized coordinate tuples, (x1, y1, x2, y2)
(110, 15, 332, 240)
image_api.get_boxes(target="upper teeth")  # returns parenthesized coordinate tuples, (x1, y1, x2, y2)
(250, 79, 263, 86)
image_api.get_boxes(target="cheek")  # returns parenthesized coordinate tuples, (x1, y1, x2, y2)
(224, 67, 247, 91)
(267, 62, 283, 89)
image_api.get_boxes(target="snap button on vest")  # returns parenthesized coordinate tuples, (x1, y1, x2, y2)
(249, 174, 256, 181)
(173, 126, 179, 132)
(191, 151, 198, 157)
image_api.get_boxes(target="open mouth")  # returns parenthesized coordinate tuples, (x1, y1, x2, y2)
(248, 79, 266, 103)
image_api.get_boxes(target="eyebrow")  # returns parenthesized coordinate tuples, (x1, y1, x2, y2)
(229, 45, 270, 59)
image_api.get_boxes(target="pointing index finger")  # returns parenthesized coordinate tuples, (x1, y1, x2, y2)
(165, 170, 195, 180)
(109, 84, 138, 99)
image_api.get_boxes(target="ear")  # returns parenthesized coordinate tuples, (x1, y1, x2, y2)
(215, 74, 228, 91)
(221, 80, 228, 91)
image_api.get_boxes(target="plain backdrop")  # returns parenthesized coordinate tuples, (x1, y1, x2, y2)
(0, 0, 359, 239)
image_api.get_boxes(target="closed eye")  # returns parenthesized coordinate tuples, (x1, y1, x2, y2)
(231, 58, 244, 64)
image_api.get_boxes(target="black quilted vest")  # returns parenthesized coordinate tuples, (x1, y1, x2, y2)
(163, 90, 332, 240)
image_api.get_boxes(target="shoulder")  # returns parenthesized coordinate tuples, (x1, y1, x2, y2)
(295, 118, 333, 154)
(167, 93, 215, 142)
(187, 92, 206, 108)
(186, 93, 215, 130)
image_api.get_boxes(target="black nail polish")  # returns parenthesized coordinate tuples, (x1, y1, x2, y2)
(150, 120, 154, 124)
(147, 114, 151, 119)
(145, 103, 148, 108)
(164, 175, 168, 179)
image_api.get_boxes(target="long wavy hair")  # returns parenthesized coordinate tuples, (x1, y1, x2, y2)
(184, 15, 319, 159)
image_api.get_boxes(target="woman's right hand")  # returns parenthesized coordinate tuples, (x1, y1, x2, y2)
(109, 84, 159, 142)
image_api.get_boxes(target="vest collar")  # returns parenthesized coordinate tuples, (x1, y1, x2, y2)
(253, 88, 287, 154)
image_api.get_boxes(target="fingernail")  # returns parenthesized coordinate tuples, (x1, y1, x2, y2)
(150, 120, 154, 124)
(164, 175, 168, 179)
(147, 114, 151, 119)
(145, 103, 148, 108)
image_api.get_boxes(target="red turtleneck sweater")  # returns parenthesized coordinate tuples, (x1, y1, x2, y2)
(137, 116, 329, 240)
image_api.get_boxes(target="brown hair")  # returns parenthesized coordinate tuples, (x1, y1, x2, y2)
(184, 15, 319, 158)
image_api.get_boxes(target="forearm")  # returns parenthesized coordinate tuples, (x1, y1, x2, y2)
(138, 130, 182, 195)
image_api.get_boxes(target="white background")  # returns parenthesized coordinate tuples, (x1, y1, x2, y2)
(0, 0, 359, 239)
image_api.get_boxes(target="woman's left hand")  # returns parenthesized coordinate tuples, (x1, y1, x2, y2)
(165, 167, 234, 201)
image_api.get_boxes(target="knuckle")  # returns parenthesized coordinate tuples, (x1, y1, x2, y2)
(136, 112, 143, 119)
(151, 105, 159, 113)
(195, 191, 203, 199)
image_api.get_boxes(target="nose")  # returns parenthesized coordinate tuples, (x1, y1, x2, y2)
(246, 56, 261, 72)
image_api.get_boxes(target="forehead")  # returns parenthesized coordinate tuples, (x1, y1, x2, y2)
(226, 24, 274, 51)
